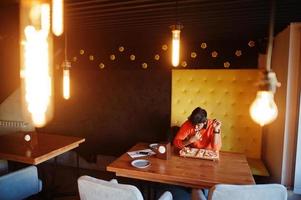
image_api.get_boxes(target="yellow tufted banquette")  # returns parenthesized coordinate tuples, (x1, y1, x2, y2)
(171, 69, 269, 176)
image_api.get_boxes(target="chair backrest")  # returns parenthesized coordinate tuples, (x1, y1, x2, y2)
(208, 184, 287, 200)
(0, 165, 42, 200)
(78, 175, 144, 200)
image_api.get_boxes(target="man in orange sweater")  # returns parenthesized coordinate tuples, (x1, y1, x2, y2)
(173, 107, 222, 151)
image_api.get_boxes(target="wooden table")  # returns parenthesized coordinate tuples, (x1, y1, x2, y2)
(107, 143, 255, 189)
(0, 132, 85, 165)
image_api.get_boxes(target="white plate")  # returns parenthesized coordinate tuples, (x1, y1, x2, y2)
(149, 143, 158, 149)
(131, 159, 151, 169)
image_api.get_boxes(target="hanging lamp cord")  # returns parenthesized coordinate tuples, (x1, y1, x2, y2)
(62, 28, 71, 69)
(176, 0, 178, 25)
(260, 0, 280, 93)
(64, 30, 68, 61)
(266, 0, 275, 72)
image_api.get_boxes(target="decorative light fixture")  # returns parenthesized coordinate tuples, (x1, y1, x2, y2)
(52, 0, 63, 36)
(170, 0, 183, 67)
(62, 63, 71, 100)
(170, 24, 183, 67)
(89, 55, 94, 61)
(20, 0, 53, 127)
(130, 54, 136, 61)
(118, 46, 125, 52)
(162, 44, 168, 51)
(154, 54, 160, 60)
(201, 42, 207, 49)
(249, 1, 281, 126)
(248, 40, 255, 48)
(223, 61, 230, 68)
(99, 63, 105, 69)
(62, 31, 71, 100)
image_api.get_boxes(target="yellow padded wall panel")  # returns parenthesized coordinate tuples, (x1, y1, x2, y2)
(171, 69, 262, 159)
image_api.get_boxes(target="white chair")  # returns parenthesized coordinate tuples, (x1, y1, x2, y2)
(78, 175, 173, 200)
(192, 184, 287, 200)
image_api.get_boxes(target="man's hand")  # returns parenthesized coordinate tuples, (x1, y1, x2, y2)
(188, 132, 202, 143)
(213, 119, 222, 132)
(195, 123, 204, 132)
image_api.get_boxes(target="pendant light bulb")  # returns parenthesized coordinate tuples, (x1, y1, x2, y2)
(171, 28, 181, 67)
(250, 71, 280, 126)
(249, 91, 278, 126)
(20, 0, 53, 128)
(63, 68, 70, 100)
(62, 61, 71, 100)
(249, 1, 280, 126)
(52, 0, 63, 36)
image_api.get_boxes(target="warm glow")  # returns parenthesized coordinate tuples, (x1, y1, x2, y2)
(52, 0, 63, 36)
(41, 4, 50, 32)
(250, 91, 278, 126)
(63, 68, 70, 100)
(23, 26, 51, 127)
(20, 1, 53, 127)
(172, 29, 180, 67)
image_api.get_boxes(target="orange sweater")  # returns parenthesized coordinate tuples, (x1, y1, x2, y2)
(173, 119, 222, 150)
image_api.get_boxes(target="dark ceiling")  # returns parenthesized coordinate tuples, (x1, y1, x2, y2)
(0, 0, 300, 41)
(65, 0, 301, 41)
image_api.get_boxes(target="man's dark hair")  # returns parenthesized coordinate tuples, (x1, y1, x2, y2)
(188, 107, 207, 125)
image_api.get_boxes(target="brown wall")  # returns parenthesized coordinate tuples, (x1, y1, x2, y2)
(39, 67, 172, 157)
(261, 25, 290, 183)
(261, 24, 301, 185)
(0, 4, 19, 103)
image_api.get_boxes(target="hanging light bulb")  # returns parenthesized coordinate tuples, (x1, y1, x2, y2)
(170, 24, 183, 67)
(20, 0, 53, 128)
(52, 0, 63, 36)
(62, 61, 71, 100)
(250, 71, 280, 126)
(249, 1, 280, 126)
(172, 29, 180, 67)
(62, 29, 71, 100)
(250, 91, 278, 126)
